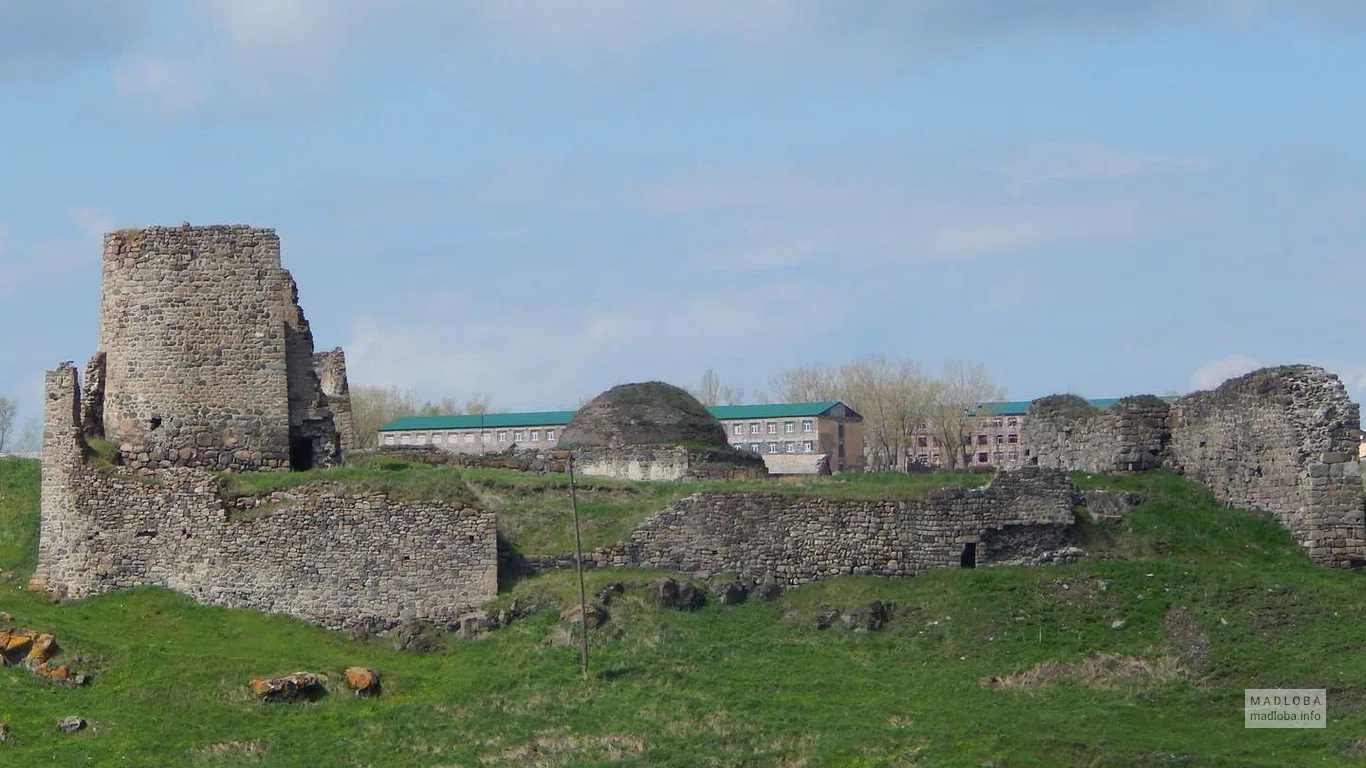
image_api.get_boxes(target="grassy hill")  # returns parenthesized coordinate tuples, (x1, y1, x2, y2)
(3, 457, 1366, 766)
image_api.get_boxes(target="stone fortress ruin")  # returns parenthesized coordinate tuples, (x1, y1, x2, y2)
(34, 225, 496, 629)
(30, 223, 1366, 631)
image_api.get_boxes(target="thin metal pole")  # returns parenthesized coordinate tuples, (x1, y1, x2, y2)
(567, 452, 590, 679)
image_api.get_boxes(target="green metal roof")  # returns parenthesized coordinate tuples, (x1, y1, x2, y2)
(379, 401, 857, 432)
(976, 398, 1128, 416)
(707, 402, 850, 420)
(380, 411, 577, 432)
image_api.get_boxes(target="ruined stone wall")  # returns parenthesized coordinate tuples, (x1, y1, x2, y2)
(1024, 366, 1365, 568)
(96, 225, 342, 472)
(1026, 395, 1171, 474)
(34, 364, 497, 630)
(1167, 367, 1364, 567)
(572, 445, 767, 481)
(314, 348, 355, 453)
(593, 468, 1077, 585)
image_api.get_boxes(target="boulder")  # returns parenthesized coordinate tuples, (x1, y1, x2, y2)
(710, 578, 749, 605)
(753, 581, 784, 602)
(57, 716, 85, 734)
(812, 608, 842, 630)
(391, 620, 443, 654)
(651, 578, 705, 611)
(595, 583, 626, 605)
(840, 601, 895, 632)
(0, 629, 34, 658)
(248, 672, 326, 702)
(24, 634, 58, 668)
(344, 667, 381, 697)
(35, 663, 87, 686)
(560, 604, 609, 629)
(559, 382, 728, 449)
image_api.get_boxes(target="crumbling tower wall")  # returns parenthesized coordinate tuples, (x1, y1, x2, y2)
(95, 225, 341, 471)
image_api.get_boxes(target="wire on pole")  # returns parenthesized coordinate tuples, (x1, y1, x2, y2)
(567, 452, 590, 680)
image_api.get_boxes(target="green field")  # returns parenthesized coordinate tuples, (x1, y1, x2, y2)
(3, 457, 1366, 766)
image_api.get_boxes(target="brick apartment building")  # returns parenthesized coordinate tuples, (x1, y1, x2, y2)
(379, 401, 865, 473)
(905, 399, 1120, 470)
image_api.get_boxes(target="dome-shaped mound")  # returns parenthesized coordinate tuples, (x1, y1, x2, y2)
(559, 381, 728, 449)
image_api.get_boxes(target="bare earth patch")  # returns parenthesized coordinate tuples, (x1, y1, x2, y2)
(479, 728, 647, 766)
(190, 740, 265, 764)
(984, 651, 1188, 691)
(1163, 607, 1210, 672)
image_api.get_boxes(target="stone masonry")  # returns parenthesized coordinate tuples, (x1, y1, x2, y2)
(1025, 366, 1365, 568)
(95, 225, 347, 472)
(592, 467, 1078, 585)
(34, 363, 497, 629)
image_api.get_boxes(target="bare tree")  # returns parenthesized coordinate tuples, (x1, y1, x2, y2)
(464, 393, 493, 415)
(0, 397, 15, 453)
(768, 364, 842, 403)
(927, 361, 1005, 470)
(349, 386, 421, 449)
(14, 419, 42, 455)
(690, 368, 744, 407)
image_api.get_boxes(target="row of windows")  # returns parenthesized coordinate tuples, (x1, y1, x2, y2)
(384, 428, 558, 447)
(730, 419, 815, 437)
(916, 433, 1020, 448)
(913, 449, 1030, 464)
(734, 440, 815, 454)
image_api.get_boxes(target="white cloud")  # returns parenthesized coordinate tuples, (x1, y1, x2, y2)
(113, 57, 206, 115)
(994, 141, 1210, 189)
(344, 282, 821, 407)
(0, 208, 116, 300)
(1190, 354, 1261, 391)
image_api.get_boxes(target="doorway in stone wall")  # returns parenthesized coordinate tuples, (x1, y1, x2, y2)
(291, 439, 314, 471)
(960, 542, 977, 569)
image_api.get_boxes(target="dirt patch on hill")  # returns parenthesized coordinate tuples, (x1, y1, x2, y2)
(984, 651, 1187, 691)
(1163, 607, 1210, 672)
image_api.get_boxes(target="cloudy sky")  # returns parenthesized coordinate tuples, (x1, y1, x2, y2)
(2, 1, 1365, 429)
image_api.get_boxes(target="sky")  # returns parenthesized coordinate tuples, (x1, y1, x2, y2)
(2, 1, 1366, 432)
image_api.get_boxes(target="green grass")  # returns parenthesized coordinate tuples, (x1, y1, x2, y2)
(220, 455, 478, 509)
(6, 457, 1366, 765)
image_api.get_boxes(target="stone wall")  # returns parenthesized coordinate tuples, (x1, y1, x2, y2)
(1167, 367, 1364, 567)
(34, 363, 497, 630)
(1024, 366, 1365, 568)
(1026, 395, 1171, 474)
(313, 348, 355, 454)
(591, 467, 1077, 585)
(572, 445, 767, 482)
(95, 225, 345, 472)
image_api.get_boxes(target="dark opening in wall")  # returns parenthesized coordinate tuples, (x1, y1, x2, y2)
(290, 439, 314, 472)
(960, 542, 977, 569)
(149, 416, 162, 431)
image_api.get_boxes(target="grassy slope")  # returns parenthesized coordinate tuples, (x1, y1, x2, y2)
(3, 458, 1366, 765)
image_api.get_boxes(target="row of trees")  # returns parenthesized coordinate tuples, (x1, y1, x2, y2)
(349, 386, 495, 449)
(697, 357, 1004, 471)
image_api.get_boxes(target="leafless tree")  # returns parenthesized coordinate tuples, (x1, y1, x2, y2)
(927, 361, 1005, 470)
(690, 368, 744, 407)
(0, 397, 16, 453)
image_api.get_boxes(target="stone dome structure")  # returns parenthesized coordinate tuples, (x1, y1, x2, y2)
(558, 381, 729, 449)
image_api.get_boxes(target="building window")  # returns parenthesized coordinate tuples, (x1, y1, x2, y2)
(767, 442, 779, 453)
(977, 452, 989, 463)
(993, 451, 1003, 461)
(749, 442, 761, 453)
(546, 430, 555, 441)
(750, 423, 761, 435)
(977, 434, 988, 446)
(530, 430, 541, 442)
(384, 434, 395, 446)
(917, 436, 928, 448)
(514, 431, 525, 442)
(996, 435, 1004, 445)
(784, 421, 795, 434)
(733, 424, 744, 436)
(1007, 418, 1017, 427)
(784, 442, 795, 453)
(766, 422, 777, 434)
(1008, 451, 1018, 461)
(801, 420, 814, 433)
(992, 418, 1003, 428)
(497, 431, 507, 442)
(803, 441, 814, 453)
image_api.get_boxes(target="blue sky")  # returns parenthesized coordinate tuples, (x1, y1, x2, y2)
(3, 1, 1366, 429)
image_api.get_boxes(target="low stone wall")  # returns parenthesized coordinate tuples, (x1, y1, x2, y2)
(584, 468, 1077, 585)
(573, 445, 767, 482)
(34, 364, 498, 630)
(1024, 366, 1365, 568)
